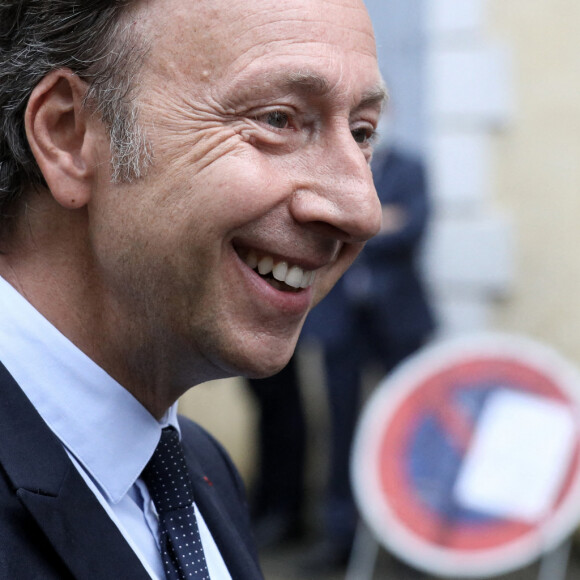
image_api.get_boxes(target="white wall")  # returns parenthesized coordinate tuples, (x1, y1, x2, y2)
(423, 0, 515, 337)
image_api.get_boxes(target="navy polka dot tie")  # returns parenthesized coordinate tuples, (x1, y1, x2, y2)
(142, 427, 210, 580)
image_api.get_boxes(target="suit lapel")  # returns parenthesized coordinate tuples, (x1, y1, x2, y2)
(182, 446, 263, 580)
(0, 363, 151, 580)
(193, 478, 262, 579)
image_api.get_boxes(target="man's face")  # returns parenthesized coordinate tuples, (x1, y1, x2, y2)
(89, 0, 384, 382)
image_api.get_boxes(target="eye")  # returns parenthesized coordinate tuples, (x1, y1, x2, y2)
(351, 125, 377, 144)
(257, 110, 291, 129)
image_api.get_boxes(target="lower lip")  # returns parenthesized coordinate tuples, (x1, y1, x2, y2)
(233, 251, 314, 317)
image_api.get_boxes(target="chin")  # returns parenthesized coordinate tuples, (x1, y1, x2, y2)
(227, 336, 298, 380)
(244, 364, 288, 380)
(244, 351, 295, 379)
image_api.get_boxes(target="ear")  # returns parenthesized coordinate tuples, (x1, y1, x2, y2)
(25, 69, 99, 209)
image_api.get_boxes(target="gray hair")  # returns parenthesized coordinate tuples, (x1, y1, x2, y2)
(0, 0, 151, 236)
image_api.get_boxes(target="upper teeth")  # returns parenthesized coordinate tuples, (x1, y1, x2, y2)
(244, 250, 316, 289)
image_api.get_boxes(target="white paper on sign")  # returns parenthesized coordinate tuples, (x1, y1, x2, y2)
(453, 388, 576, 522)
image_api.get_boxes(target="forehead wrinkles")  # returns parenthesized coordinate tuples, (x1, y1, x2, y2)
(167, 0, 374, 61)
(226, 5, 376, 63)
(221, 13, 378, 101)
(136, 0, 378, 98)
(219, 0, 374, 32)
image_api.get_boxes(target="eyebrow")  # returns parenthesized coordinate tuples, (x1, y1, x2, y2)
(358, 83, 390, 111)
(266, 70, 389, 110)
(283, 71, 333, 96)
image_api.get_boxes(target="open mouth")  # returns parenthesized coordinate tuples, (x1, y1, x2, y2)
(237, 248, 316, 292)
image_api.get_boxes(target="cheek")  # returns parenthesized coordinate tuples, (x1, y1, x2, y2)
(144, 113, 297, 228)
(200, 152, 294, 222)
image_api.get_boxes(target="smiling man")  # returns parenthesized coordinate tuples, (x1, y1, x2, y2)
(0, 0, 385, 577)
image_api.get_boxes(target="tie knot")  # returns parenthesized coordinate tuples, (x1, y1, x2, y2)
(142, 426, 195, 514)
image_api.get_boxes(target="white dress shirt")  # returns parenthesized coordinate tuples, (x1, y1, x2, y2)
(0, 275, 231, 579)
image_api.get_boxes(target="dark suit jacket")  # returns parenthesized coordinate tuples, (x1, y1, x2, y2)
(0, 362, 263, 579)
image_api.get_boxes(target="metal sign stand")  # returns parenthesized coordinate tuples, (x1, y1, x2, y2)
(345, 522, 379, 580)
(346, 526, 573, 580)
(537, 539, 572, 580)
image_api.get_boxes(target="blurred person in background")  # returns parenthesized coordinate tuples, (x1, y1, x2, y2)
(301, 134, 436, 573)
(246, 354, 307, 549)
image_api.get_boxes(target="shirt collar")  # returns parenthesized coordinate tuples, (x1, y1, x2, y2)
(0, 275, 179, 504)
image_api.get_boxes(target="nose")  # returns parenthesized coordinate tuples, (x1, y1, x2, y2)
(289, 131, 382, 243)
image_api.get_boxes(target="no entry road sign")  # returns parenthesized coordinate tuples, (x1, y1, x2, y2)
(351, 333, 580, 577)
